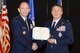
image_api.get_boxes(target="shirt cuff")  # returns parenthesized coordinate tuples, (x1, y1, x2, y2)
(55, 39, 57, 44)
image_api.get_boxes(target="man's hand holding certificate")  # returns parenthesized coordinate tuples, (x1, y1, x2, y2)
(32, 27, 50, 40)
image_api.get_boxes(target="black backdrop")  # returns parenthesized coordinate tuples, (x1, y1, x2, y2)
(7, 0, 80, 53)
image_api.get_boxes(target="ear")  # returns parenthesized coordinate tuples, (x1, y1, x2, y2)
(61, 11, 63, 15)
(18, 8, 20, 13)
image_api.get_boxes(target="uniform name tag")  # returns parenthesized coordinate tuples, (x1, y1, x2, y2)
(22, 27, 26, 29)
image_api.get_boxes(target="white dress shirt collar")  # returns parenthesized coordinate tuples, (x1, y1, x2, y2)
(20, 15, 27, 21)
(52, 18, 61, 27)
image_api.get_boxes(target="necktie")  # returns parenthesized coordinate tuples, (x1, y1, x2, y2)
(25, 20, 29, 31)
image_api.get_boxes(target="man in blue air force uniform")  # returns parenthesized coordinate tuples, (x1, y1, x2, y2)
(45, 4, 74, 53)
(11, 2, 38, 53)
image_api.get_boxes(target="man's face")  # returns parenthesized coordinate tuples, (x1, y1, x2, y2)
(51, 6, 63, 19)
(18, 2, 30, 17)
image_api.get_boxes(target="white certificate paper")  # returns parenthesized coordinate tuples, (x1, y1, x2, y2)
(32, 27, 50, 40)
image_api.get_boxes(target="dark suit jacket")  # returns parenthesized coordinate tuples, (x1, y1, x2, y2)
(45, 18, 74, 53)
(11, 15, 35, 53)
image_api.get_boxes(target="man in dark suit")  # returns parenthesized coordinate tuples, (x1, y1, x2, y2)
(11, 2, 38, 53)
(45, 4, 74, 53)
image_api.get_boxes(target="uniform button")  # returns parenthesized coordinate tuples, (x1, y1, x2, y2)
(51, 46, 53, 47)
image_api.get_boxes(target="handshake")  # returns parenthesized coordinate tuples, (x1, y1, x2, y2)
(32, 43, 38, 51)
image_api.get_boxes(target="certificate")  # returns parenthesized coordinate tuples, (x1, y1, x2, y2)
(32, 27, 50, 40)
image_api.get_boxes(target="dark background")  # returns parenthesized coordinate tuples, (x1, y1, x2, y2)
(7, 0, 80, 53)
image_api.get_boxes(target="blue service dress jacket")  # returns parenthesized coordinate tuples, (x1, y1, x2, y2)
(44, 18, 74, 53)
(11, 15, 35, 53)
